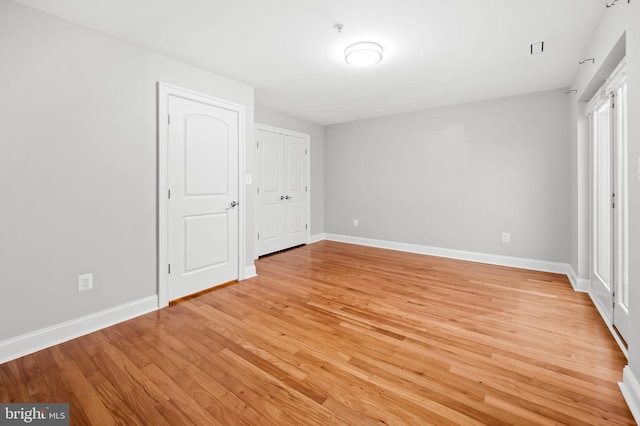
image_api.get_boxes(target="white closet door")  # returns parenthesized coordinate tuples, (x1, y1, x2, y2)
(283, 134, 307, 249)
(587, 59, 630, 344)
(257, 127, 309, 256)
(612, 81, 629, 341)
(257, 129, 286, 255)
(591, 100, 613, 321)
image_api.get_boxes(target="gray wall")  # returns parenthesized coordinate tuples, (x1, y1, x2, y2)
(325, 89, 571, 263)
(254, 105, 325, 236)
(568, 99, 579, 275)
(0, 0, 254, 340)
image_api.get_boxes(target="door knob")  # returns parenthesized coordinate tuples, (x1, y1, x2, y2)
(280, 195, 285, 201)
(285, 195, 291, 200)
(226, 201, 238, 210)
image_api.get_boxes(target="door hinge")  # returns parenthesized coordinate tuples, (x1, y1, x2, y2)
(305, 224, 308, 230)
(168, 264, 171, 274)
(305, 186, 308, 192)
(257, 187, 260, 194)
(168, 189, 171, 199)
(168, 115, 171, 125)
(305, 148, 308, 155)
(257, 141, 259, 148)
(257, 233, 260, 240)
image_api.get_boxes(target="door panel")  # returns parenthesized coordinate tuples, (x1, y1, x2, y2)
(258, 129, 287, 254)
(284, 135, 307, 248)
(592, 101, 613, 320)
(183, 213, 228, 273)
(261, 133, 283, 192)
(613, 82, 629, 341)
(287, 201, 305, 234)
(184, 117, 229, 195)
(286, 136, 305, 192)
(261, 204, 282, 242)
(168, 95, 238, 300)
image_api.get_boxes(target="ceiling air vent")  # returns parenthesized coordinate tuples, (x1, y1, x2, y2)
(530, 42, 544, 55)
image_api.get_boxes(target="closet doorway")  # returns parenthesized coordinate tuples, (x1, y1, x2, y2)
(256, 124, 310, 256)
(587, 59, 629, 344)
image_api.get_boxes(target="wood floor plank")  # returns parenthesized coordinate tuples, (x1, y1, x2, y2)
(58, 360, 116, 425)
(0, 241, 634, 425)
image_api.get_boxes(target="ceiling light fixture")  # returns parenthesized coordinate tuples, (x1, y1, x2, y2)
(345, 42, 383, 67)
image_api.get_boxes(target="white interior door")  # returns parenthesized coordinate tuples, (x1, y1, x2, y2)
(612, 80, 629, 341)
(591, 100, 613, 320)
(167, 95, 239, 300)
(257, 129, 285, 255)
(257, 127, 309, 256)
(588, 61, 629, 344)
(283, 134, 307, 249)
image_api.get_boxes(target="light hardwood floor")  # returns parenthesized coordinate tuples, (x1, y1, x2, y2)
(0, 241, 634, 425)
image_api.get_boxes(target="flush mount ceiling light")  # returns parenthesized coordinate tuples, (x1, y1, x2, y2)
(344, 42, 383, 67)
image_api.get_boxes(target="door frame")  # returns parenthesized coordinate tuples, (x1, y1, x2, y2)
(254, 123, 311, 259)
(157, 82, 247, 308)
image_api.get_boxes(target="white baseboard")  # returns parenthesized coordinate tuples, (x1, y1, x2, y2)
(620, 366, 640, 424)
(588, 290, 613, 325)
(567, 265, 590, 293)
(587, 291, 628, 358)
(324, 233, 571, 276)
(309, 233, 326, 244)
(576, 278, 591, 292)
(243, 264, 257, 279)
(0, 296, 158, 365)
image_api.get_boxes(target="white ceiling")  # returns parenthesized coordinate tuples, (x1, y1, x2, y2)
(13, 0, 605, 125)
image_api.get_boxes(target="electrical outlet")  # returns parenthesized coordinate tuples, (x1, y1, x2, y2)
(502, 232, 511, 243)
(353, 219, 359, 227)
(78, 273, 93, 292)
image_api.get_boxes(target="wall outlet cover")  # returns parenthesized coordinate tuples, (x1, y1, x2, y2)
(78, 273, 93, 292)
